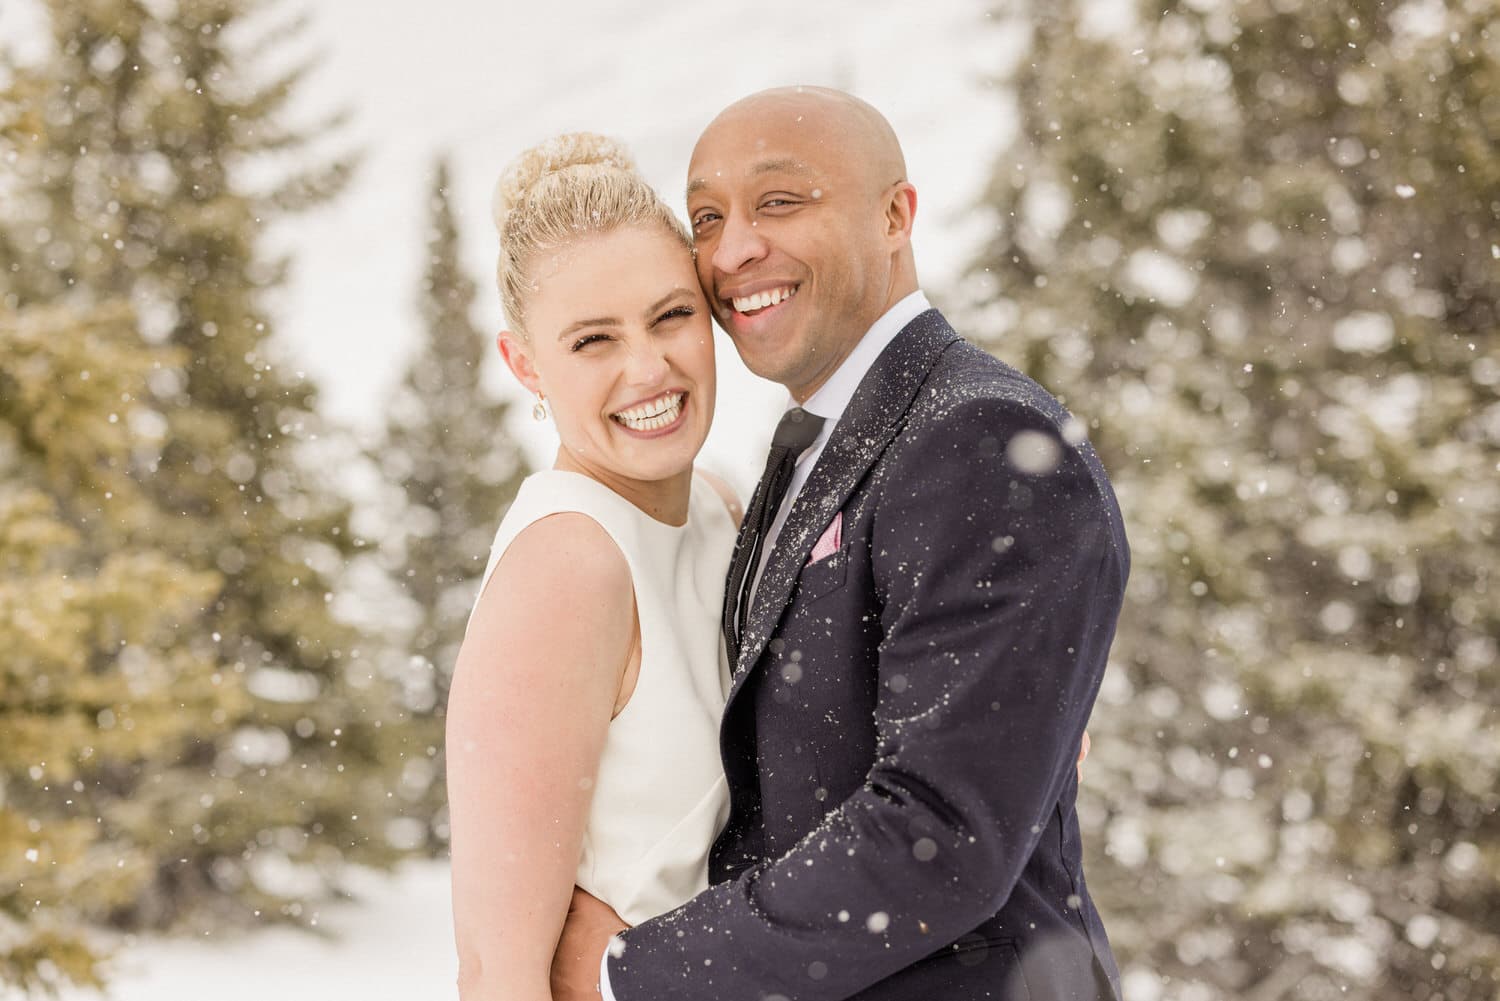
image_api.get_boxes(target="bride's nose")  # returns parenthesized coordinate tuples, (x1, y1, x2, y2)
(621, 338, 671, 387)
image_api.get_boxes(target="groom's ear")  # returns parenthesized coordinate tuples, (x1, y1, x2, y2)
(496, 330, 541, 395)
(883, 181, 917, 243)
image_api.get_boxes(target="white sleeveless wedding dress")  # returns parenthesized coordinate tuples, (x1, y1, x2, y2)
(467, 468, 735, 925)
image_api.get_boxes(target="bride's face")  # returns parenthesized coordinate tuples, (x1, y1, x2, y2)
(509, 224, 716, 485)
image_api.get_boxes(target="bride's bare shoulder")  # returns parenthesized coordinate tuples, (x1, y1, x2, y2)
(504, 511, 628, 578)
(696, 468, 744, 526)
(465, 512, 633, 648)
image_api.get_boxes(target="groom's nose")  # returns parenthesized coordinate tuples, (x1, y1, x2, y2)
(710, 209, 770, 275)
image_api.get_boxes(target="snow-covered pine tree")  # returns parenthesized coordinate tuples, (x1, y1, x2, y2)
(962, 1, 1498, 998)
(376, 157, 527, 851)
(0, 0, 409, 989)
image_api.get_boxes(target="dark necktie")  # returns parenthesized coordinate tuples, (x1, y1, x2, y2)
(723, 407, 826, 667)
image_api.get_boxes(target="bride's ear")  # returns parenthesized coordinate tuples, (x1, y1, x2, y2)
(497, 330, 541, 395)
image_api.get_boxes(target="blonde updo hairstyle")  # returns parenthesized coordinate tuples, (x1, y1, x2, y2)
(493, 132, 693, 339)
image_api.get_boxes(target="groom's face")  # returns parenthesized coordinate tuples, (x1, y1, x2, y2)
(686, 98, 899, 400)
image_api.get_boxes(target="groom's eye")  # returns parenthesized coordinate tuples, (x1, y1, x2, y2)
(690, 210, 720, 231)
(759, 193, 800, 211)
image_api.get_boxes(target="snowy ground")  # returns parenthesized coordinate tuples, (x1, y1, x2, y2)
(2, 862, 458, 1001)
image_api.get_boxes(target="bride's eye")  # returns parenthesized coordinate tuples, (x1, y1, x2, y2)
(655, 305, 695, 325)
(571, 333, 610, 352)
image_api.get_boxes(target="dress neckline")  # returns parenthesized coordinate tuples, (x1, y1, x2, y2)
(533, 468, 697, 531)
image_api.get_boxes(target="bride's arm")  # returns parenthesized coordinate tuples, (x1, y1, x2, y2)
(446, 514, 635, 1001)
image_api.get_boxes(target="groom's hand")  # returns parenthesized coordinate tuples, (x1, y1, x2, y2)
(1078, 730, 1091, 780)
(552, 886, 629, 1001)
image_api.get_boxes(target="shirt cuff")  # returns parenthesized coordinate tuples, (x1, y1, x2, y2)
(599, 947, 618, 1001)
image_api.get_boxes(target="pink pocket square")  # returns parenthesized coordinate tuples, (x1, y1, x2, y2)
(807, 511, 843, 565)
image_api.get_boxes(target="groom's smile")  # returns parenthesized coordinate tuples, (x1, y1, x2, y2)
(728, 283, 798, 316)
(716, 279, 803, 344)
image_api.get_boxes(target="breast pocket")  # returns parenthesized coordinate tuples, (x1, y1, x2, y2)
(796, 547, 849, 603)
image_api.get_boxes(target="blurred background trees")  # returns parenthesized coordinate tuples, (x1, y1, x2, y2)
(2, 0, 1495, 996)
(0, 0, 481, 990)
(1, 0, 525, 987)
(371, 156, 528, 853)
(965, 0, 1499, 998)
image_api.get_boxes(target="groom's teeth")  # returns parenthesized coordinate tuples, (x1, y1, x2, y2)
(732, 285, 797, 314)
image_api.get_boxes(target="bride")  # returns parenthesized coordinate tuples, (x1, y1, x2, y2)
(444, 133, 741, 1000)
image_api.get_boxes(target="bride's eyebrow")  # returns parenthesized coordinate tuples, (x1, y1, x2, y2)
(556, 316, 621, 340)
(643, 288, 697, 316)
(554, 288, 696, 340)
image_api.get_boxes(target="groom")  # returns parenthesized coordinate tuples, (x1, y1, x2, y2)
(556, 86, 1128, 1001)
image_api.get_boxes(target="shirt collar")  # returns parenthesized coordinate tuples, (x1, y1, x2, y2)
(798, 289, 931, 424)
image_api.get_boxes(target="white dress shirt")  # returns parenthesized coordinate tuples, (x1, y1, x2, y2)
(599, 289, 930, 1001)
(747, 288, 931, 608)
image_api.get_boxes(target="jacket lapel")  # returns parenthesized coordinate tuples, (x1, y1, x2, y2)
(725, 309, 960, 704)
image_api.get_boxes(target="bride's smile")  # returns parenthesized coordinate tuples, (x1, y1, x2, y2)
(610, 389, 689, 434)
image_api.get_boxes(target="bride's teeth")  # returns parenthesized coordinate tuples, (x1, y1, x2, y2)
(614, 393, 684, 429)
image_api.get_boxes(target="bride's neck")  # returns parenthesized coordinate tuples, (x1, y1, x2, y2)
(554, 449, 692, 527)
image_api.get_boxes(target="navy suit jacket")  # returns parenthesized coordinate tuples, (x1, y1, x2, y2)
(612, 310, 1128, 1000)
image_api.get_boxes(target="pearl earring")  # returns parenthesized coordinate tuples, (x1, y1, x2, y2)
(531, 394, 548, 422)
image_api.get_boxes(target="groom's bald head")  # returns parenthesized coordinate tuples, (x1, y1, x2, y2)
(686, 87, 919, 400)
(691, 87, 908, 199)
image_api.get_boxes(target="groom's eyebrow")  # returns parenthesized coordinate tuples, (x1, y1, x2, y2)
(750, 157, 811, 178)
(686, 158, 813, 198)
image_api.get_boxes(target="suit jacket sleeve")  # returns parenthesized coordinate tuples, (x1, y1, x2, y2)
(607, 395, 1129, 1000)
